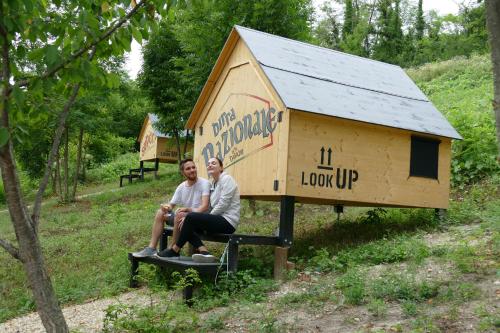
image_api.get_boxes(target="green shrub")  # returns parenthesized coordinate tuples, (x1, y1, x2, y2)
(194, 270, 277, 310)
(449, 110, 499, 187)
(102, 302, 199, 332)
(87, 134, 135, 165)
(85, 152, 138, 184)
(336, 268, 366, 305)
(0, 168, 38, 204)
(401, 300, 419, 317)
(370, 272, 439, 302)
(437, 282, 481, 303)
(367, 298, 388, 317)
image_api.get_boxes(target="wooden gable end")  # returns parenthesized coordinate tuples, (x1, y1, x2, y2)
(191, 37, 289, 197)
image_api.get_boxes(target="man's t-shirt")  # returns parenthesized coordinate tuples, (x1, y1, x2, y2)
(169, 177, 210, 210)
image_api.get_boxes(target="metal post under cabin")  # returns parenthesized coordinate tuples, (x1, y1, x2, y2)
(275, 196, 295, 280)
(434, 208, 447, 223)
(227, 241, 239, 273)
(154, 158, 159, 179)
(279, 196, 295, 247)
(159, 230, 168, 252)
(129, 256, 139, 288)
(140, 161, 144, 180)
(183, 285, 194, 306)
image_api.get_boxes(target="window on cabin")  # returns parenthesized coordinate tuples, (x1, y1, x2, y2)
(409, 136, 440, 179)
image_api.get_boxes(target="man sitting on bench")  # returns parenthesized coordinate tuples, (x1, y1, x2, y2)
(133, 158, 210, 257)
(157, 157, 240, 263)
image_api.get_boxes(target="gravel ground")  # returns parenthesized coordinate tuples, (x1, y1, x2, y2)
(0, 289, 154, 333)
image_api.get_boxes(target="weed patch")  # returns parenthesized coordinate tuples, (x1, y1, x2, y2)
(367, 298, 388, 318)
(336, 268, 366, 305)
(369, 272, 439, 302)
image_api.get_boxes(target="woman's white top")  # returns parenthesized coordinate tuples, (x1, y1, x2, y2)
(209, 172, 240, 229)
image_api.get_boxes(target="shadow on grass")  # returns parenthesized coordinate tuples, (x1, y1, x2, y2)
(290, 207, 438, 258)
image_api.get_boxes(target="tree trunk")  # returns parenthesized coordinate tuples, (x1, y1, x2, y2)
(486, 0, 500, 162)
(0, 22, 69, 330)
(71, 127, 84, 201)
(0, 146, 69, 332)
(364, 1, 376, 54)
(56, 150, 63, 202)
(63, 127, 69, 202)
(183, 129, 190, 157)
(174, 129, 182, 164)
(0, 3, 150, 331)
(51, 167, 56, 196)
(81, 149, 86, 182)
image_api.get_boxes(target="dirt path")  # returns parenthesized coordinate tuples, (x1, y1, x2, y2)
(0, 188, 124, 214)
(0, 289, 154, 333)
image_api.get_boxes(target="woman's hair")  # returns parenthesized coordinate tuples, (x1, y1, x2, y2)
(215, 157, 223, 168)
(179, 158, 194, 172)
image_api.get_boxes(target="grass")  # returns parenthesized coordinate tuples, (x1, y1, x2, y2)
(1, 171, 498, 325)
(0, 166, 181, 322)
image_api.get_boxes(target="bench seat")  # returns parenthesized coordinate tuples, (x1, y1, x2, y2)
(129, 227, 280, 304)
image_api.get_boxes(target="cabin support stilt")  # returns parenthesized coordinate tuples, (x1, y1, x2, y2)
(154, 158, 159, 179)
(274, 196, 295, 280)
(274, 246, 289, 280)
(139, 161, 144, 180)
(435, 208, 447, 223)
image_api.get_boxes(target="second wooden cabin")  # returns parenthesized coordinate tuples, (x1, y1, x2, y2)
(186, 26, 461, 210)
(138, 113, 193, 163)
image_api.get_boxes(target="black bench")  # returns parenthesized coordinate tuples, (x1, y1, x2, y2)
(128, 253, 220, 304)
(159, 226, 280, 272)
(120, 159, 160, 187)
(128, 226, 280, 303)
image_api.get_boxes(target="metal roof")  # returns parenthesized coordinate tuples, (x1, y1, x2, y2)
(148, 113, 169, 138)
(235, 26, 461, 139)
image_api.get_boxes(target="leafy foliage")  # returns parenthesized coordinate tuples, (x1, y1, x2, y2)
(138, 21, 188, 137)
(408, 55, 500, 186)
(313, 0, 489, 68)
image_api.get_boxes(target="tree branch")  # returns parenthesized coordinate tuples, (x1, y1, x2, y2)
(32, 46, 97, 225)
(0, 238, 22, 261)
(31, 84, 80, 224)
(17, 0, 148, 89)
(1, 6, 11, 127)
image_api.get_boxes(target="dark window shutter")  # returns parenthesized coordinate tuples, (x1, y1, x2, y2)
(409, 136, 440, 179)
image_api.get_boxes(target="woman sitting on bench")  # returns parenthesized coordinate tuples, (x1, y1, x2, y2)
(158, 157, 240, 262)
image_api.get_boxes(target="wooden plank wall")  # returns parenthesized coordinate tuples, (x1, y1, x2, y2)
(286, 110, 452, 208)
(156, 138, 194, 163)
(193, 39, 289, 196)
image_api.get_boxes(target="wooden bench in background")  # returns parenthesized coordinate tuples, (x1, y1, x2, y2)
(120, 159, 160, 187)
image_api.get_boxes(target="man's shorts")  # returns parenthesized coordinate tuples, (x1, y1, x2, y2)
(165, 212, 175, 226)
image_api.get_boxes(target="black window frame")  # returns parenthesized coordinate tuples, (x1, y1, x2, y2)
(409, 135, 440, 180)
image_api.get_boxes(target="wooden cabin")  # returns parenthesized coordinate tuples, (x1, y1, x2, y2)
(138, 113, 193, 163)
(186, 26, 461, 210)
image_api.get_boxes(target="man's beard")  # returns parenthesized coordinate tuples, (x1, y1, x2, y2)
(186, 174, 197, 181)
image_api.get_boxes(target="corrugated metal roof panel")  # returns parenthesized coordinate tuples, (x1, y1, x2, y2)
(148, 113, 169, 138)
(235, 26, 461, 139)
(262, 66, 462, 139)
(149, 114, 190, 138)
(236, 26, 428, 102)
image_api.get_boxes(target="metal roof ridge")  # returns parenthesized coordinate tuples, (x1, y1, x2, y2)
(260, 63, 430, 103)
(234, 25, 402, 69)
